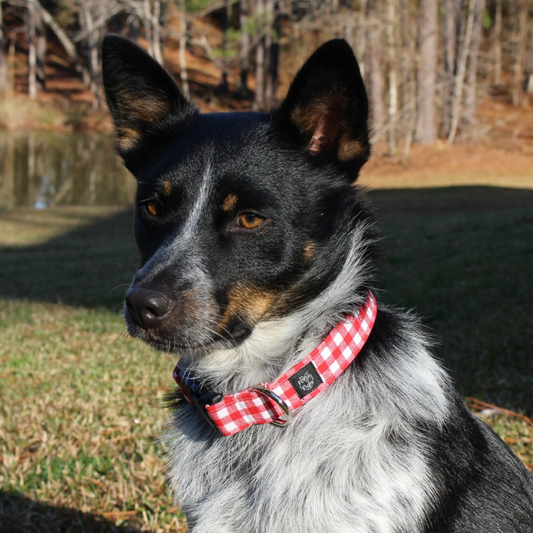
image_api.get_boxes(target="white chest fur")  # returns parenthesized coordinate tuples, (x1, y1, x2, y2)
(165, 340, 448, 533)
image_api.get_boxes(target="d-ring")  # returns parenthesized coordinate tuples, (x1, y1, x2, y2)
(252, 385, 293, 427)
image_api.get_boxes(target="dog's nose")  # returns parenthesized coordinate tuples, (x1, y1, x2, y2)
(125, 287, 173, 329)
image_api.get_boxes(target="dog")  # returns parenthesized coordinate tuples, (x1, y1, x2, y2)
(102, 35, 533, 532)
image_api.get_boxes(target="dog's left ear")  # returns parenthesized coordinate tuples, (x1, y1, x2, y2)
(102, 34, 197, 172)
(272, 39, 370, 174)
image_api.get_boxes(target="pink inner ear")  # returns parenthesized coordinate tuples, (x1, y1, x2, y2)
(308, 105, 345, 155)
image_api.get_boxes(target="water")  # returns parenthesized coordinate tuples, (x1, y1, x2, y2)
(0, 131, 135, 209)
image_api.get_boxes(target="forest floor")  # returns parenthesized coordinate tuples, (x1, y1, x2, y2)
(363, 98, 533, 190)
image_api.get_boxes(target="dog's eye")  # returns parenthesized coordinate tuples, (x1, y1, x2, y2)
(142, 199, 164, 218)
(238, 212, 264, 229)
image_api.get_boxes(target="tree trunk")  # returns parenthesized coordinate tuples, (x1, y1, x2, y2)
(254, 0, 266, 109)
(144, 0, 154, 57)
(354, 0, 367, 78)
(403, 79, 417, 156)
(399, 0, 411, 113)
(0, 0, 7, 92)
(366, 2, 385, 139)
(399, 0, 416, 151)
(27, 0, 38, 99)
(386, 0, 398, 154)
(152, 0, 163, 64)
(464, 0, 485, 125)
(415, 0, 437, 144)
(512, 4, 526, 106)
(524, 24, 533, 94)
(239, 0, 251, 98)
(82, 7, 101, 108)
(492, 0, 502, 85)
(179, 0, 189, 96)
(448, 0, 476, 143)
(255, 37, 265, 109)
(441, 0, 457, 138)
(219, 0, 230, 93)
(35, 5, 45, 89)
(264, 0, 279, 107)
(266, 0, 280, 106)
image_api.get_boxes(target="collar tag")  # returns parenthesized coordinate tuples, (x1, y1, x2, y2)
(288, 362, 323, 399)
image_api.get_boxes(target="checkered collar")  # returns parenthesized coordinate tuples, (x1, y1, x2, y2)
(173, 292, 377, 436)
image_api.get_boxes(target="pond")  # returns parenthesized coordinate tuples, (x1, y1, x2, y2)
(0, 131, 135, 209)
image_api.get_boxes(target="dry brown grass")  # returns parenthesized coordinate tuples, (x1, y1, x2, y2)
(0, 300, 187, 532)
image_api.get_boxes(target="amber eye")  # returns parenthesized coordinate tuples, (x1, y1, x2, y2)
(238, 212, 264, 229)
(143, 199, 163, 218)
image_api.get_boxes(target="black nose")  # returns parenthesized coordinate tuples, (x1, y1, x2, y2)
(125, 287, 173, 329)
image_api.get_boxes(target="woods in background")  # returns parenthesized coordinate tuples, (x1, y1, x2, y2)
(1, 0, 533, 149)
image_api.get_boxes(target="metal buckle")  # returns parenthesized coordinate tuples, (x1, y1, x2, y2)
(252, 385, 293, 427)
(177, 377, 223, 431)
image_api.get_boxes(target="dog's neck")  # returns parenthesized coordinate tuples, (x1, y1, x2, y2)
(178, 225, 374, 395)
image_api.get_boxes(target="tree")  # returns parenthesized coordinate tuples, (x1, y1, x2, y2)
(366, 1, 385, 140)
(447, 0, 476, 143)
(179, 0, 189, 96)
(441, 0, 457, 138)
(239, 0, 251, 97)
(464, 0, 486, 126)
(415, 0, 437, 144)
(0, 0, 6, 92)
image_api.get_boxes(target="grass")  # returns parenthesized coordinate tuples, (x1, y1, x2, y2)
(0, 186, 532, 532)
(374, 187, 533, 412)
(0, 208, 185, 532)
(0, 92, 67, 130)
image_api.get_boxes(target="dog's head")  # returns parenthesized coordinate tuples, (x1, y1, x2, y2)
(102, 36, 372, 355)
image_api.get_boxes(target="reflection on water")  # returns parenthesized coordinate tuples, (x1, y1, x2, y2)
(0, 131, 135, 209)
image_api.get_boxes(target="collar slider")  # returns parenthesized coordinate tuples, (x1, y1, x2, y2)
(251, 385, 293, 427)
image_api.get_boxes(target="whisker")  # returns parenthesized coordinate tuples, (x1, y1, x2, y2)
(109, 283, 130, 295)
(203, 316, 236, 343)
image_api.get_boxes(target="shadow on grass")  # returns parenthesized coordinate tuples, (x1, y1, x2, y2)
(368, 183, 533, 216)
(0, 185, 532, 411)
(370, 185, 533, 414)
(0, 491, 144, 533)
(0, 208, 138, 310)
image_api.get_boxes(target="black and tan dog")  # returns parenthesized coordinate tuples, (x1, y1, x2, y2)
(102, 35, 533, 532)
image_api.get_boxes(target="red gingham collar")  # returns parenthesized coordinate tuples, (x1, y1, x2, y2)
(173, 292, 377, 436)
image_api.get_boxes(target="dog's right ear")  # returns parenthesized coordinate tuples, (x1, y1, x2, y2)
(102, 34, 196, 172)
(271, 39, 370, 176)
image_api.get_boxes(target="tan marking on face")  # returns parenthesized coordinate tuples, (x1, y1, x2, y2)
(222, 194, 238, 212)
(117, 127, 141, 151)
(303, 241, 316, 261)
(161, 180, 173, 196)
(218, 285, 278, 331)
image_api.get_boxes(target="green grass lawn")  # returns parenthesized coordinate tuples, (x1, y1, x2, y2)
(0, 186, 532, 532)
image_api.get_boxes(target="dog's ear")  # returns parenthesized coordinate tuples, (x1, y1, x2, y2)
(102, 34, 196, 171)
(272, 39, 370, 174)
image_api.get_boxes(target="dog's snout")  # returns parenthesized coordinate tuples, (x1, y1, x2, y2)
(125, 287, 173, 329)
